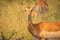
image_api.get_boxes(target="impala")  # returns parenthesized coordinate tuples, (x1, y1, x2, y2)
(21, 0, 60, 40)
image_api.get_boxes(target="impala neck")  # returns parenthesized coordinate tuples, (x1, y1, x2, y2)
(28, 12, 33, 26)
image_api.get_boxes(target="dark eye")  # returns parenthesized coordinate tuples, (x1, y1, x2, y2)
(24, 9, 27, 12)
(21, 3, 23, 6)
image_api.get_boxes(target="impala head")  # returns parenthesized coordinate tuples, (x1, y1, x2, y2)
(21, 3, 38, 18)
(21, 3, 31, 14)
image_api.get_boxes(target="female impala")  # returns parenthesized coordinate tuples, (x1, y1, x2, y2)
(21, 0, 60, 40)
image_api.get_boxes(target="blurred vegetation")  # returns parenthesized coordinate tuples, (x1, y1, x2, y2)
(0, 0, 60, 40)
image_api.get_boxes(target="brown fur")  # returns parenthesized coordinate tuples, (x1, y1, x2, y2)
(21, 1, 60, 40)
(28, 22, 60, 40)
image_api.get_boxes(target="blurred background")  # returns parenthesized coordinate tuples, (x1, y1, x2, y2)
(0, 0, 60, 40)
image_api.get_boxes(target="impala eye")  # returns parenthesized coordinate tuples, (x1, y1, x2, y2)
(24, 9, 27, 12)
(21, 3, 23, 6)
